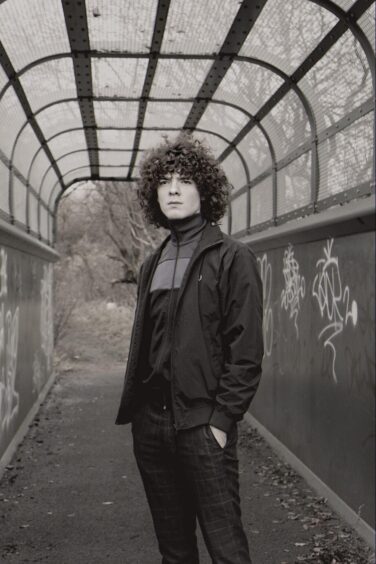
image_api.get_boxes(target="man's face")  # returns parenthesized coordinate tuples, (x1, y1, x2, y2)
(157, 172, 201, 221)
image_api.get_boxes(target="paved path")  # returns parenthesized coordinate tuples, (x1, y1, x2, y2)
(0, 366, 372, 564)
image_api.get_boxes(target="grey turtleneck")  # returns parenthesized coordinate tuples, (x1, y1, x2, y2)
(143, 213, 207, 385)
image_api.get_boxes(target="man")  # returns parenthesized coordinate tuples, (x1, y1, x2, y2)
(116, 134, 263, 563)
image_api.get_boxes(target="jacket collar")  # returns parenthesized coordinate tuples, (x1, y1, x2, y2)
(155, 221, 224, 257)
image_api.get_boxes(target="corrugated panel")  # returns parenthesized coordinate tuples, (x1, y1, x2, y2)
(250, 176, 273, 226)
(48, 130, 88, 162)
(92, 58, 148, 98)
(150, 59, 212, 98)
(29, 151, 51, 192)
(214, 61, 283, 116)
(161, 0, 240, 54)
(100, 166, 129, 177)
(236, 127, 273, 180)
(12, 176, 27, 225)
(230, 192, 247, 234)
(29, 194, 39, 233)
(197, 102, 249, 145)
(0, 0, 70, 71)
(36, 101, 83, 140)
(99, 152, 132, 167)
(221, 152, 247, 194)
(0, 160, 9, 216)
(240, 0, 337, 74)
(19, 58, 77, 114)
(94, 101, 139, 128)
(260, 90, 311, 160)
(0, 87, 27, 158)
(300, 30, 373, 133)
(318, 112, 373, 200)
(97, 129, 136, 149)
(277, 151, 311, 216)
(143, 101, 193, 128)
(13, 124, 41, 179)
(87, 0, 158, 52)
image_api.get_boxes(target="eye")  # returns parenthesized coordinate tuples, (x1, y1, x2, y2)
(181, 177, 193, 184)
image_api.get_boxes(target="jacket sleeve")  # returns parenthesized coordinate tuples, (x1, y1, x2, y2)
(209, 244, 264, 433)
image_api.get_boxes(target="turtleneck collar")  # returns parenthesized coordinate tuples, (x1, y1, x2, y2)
(168, 213, 207, 245)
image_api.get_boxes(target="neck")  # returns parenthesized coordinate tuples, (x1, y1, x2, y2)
(168, 213, 206, 244)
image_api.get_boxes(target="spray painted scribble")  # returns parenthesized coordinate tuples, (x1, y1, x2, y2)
(0, 248, 20, 432)
(281, 244, 306, 338)
(257, 254, 273, 356)
(40, 264, 54, 371)
(312, 238, 358, 383)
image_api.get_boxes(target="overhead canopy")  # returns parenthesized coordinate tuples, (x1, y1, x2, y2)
(0, 0, 374, 244)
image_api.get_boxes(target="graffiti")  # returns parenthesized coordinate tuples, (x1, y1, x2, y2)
(0, 303, 20, 432)
(0, 248, 7, 299)
(312, 238, 358, 383)
(280, 244, 305, 338)
(257, 253, 273, 356)
(40, 264, 54, 371)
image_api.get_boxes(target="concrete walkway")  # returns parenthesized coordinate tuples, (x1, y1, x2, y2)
(0, 366, 372, 564)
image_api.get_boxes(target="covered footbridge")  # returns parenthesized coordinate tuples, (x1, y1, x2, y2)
(0, 0, 374, 549)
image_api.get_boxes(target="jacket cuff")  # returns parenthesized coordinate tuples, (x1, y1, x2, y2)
(209, 409, 235, 433)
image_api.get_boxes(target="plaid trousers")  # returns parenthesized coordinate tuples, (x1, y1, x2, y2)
(131, 392, 252, 564)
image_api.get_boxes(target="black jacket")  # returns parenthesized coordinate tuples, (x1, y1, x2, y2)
(115, 222, 263, 432)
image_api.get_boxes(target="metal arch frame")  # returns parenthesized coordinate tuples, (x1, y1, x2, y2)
(49, 125, 251, 243)
(0, 39, 65, 230)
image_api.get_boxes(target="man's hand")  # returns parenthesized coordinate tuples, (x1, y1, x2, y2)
(209, 425, 227, 448)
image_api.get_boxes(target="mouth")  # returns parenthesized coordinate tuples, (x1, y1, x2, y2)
(168, 201, 182, 205)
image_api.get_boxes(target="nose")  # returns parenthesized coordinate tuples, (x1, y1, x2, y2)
(168, 176, 180, 195)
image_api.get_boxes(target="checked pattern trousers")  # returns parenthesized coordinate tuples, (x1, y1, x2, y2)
(131, 398, 252, 564)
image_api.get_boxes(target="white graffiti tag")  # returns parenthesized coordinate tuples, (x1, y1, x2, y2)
(281, 244, 306, 338)
(40, 264, 54, 371)
(257, 254, 273, 357)
(0, 304, 20, 431)
(312, 238, 358, 383)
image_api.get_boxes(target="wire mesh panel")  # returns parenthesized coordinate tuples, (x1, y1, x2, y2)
(29, 151, 52, 192)
(240, 0, 338, 74)
(19, 58, 77, 114)
(220, 212, 229, 235)
(300, 30, 374, 132)
(99, 151, 132, 167)
(29, 193, 39, 234)
(260, 90, 311, 160)
(62, 167, 92, 188)
(358, 6, 375, 51)
(250, 176, 274, 226)
(194, 133, 228, 161)
(0, 0, 70, 71)
(13, 124, 41, 180)
(161, 0, 241, 54)
(150, 59, 212, 98)
(97, 130, 136, 150)
(0, 87, 27, 158)
(12, 176, 27, 225)
(277, 151, 311, 216)
(221, 151, 248, 194)
(56, 152, 91, 179)
(40, 168, 59, 204)
(318, 112, 373, 200)
(36, 101, 83, 141)
(100, 166, 129, 177)
(197, 102, 249, 145)
(143, 101, 193, 128)
(329, 0, 356, 10)
(230, 192, 248, 234)
(0, 65, 8, 93)
(87, 0, 159, 52)
(94, 101, 139, 128)
(214, 61, 284, 117)
(236, 127, 273, 180)
(0, 160, 9, 217)
(92, 58, 148, 98)
(48, 131, 88, 162)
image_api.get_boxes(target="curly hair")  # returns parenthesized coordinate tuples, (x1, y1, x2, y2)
(137, 134, 231, 228)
